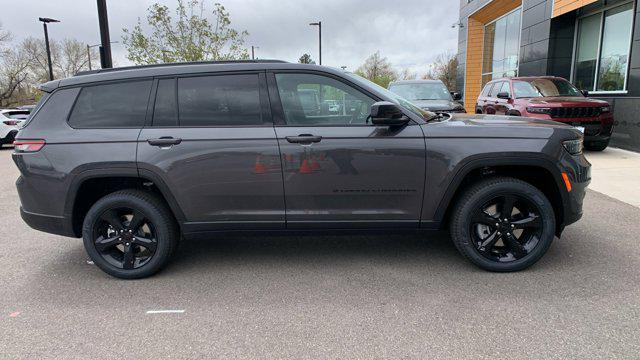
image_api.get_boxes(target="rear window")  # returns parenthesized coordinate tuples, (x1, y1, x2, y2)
(177, 74, 263, 127)
(68, 80, 152, 128)
(4, 111, 30, 119)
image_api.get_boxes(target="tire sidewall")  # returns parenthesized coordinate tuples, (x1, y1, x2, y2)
(82, 193, 174, 279)
(453, 180, 556, 272)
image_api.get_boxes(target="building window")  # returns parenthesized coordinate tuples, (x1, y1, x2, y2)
(573, 2, 634, 92)
(482, 8, 521, 86)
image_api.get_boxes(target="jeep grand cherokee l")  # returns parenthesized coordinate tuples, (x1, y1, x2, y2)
(12, 61, 590, 279)
(476, 76, 613, 151)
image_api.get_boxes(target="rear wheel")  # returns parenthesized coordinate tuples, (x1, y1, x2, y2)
(82, 190, 178, 279)
(450, 177, 556, 272)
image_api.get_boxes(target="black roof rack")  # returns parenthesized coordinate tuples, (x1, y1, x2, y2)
(75, 59, 289, 76)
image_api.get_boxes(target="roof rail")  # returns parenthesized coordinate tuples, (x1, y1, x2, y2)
(75, 59, 289, 76)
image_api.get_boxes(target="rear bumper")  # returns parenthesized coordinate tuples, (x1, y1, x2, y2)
(20, 207, 76, 238)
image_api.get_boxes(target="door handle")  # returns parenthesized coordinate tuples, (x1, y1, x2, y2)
(147, 137, 182, 147)
(285, 134, 322, 144)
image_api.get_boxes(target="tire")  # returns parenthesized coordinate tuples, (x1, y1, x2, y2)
(82, 189, 179, 279)
(585, 140, 609, 151)
(449, 177, 556, 272)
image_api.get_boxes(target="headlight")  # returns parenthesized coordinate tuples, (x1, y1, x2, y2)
(527, 107, 551, 114)
(563, 138, 583, 155)
(601, 106, 610, 113)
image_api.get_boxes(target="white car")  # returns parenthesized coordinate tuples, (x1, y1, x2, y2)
(0, 109, 30, 147)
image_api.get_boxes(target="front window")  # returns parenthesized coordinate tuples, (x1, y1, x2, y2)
(387, 82, 453, 101)
(513, 79, 582, 98)
(573, 2, 633, 92)
(482, 8, 521, 86)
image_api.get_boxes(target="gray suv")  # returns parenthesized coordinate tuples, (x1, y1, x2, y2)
(12, 61, 590, 279)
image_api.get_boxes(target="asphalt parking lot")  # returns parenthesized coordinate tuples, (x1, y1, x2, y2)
(1, 147, 639, 359)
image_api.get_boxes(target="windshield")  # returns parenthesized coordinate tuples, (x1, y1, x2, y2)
(513, 79, 583, 98)
(344, 72, 432, 119)
(388, 82, 452, 101)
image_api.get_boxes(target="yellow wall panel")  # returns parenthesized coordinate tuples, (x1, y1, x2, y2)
(553, 0, 598, 18)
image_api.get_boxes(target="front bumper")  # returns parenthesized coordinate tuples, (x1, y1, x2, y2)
(560, 154, 591, 231)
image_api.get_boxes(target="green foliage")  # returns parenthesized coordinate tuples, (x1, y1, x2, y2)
(122, 0, 249, 64)
(356, 51, 397, 88)
(298, 53, 315, 64)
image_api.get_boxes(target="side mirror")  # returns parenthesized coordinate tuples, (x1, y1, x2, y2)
(370, 101, 410, 126)
(497, 92, 511, 99)
(452, 92, 462, 101)
(581, 90, 589, 97)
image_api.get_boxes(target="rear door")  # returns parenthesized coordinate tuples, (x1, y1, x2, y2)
(269, 72, 426, 229)
(137, 72, 285, 231)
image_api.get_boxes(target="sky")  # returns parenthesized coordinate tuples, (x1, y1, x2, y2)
(0, 0, 460, 75)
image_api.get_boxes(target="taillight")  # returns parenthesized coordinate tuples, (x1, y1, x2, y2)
(13, 139, 45, 153)
(3, 120, 19, 126)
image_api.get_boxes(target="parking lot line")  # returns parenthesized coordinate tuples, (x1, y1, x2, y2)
(145, 310, 185, 314)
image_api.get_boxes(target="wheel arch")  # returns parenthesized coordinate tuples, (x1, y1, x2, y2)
(65, 168, 186, 237)
(434, 154, 568, 236)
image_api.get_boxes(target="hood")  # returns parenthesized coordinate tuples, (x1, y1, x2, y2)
(410, 99, 464, 111)
(527, 96, 608, 107)
(423, 113, 582, 139)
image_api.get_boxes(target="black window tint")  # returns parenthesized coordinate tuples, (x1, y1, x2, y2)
(178, 74, 263, 126)
(153, 79, 178, 127)
(68, 80, 152, 128)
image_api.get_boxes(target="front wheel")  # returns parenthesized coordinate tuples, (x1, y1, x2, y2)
(82, 190, 179, 279)
(449, 177, 556, 272)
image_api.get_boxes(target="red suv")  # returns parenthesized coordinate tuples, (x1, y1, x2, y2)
(476, 76, 613, 151)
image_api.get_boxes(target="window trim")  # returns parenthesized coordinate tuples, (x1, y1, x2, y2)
(148, 71, 273, 129)
(66, 78, 154, 130)
(570, 0, 635, 94)
(480, 6, 523, 86)
(267, 70, 394, 128)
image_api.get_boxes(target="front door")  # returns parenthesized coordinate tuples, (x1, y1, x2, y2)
(269, 72, 426, 229)
(137, 72, 285, 232)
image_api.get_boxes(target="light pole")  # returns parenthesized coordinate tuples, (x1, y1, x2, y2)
(87, 41, 118, 70)
(38, 17, 60, 81)
(96, 0, 113, 68)
(251, 45, 259, 60)
(309, 21, 321, 65)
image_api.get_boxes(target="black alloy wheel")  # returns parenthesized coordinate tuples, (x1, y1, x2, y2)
(450, 177, 556, 272)
(469, 194, 542, 263)
(82, 190, 178, 279)
(93, 208, 158, 270)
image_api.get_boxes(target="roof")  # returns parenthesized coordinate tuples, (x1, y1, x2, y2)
(39, 60, 346, 92)
(486, 76, 567, 83)
(388, 79, 443, 86)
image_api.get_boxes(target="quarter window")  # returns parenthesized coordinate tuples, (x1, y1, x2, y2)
(177, 74, 263, 126)
(153, 79, 178, 127)
(489, 82, 504, 98)
(275, 73, 375, 126)
(68, 80, 152, 128)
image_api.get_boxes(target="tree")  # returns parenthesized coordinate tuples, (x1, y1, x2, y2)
(423, 51, 458, 91)
(122, 0, 249, 64)
(298, 53, 315, 64)
(23, 37, 99, 83)
(400, 68, 417, 80)
(0, 23, 32, 107)
(355, 51, 397, 88)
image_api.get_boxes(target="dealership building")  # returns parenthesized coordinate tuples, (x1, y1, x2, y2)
(456, 0, 640, 151)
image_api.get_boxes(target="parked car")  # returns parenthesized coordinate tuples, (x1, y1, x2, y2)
(0, 109, 30, 147)
(476, 76, 613, 151)
(13, 61, 590, 279)
(388, 79, 465, 113)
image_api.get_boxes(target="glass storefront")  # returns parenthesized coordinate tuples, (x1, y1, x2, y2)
(573, 2, 634, 92)
(482, 8, 522, 86)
